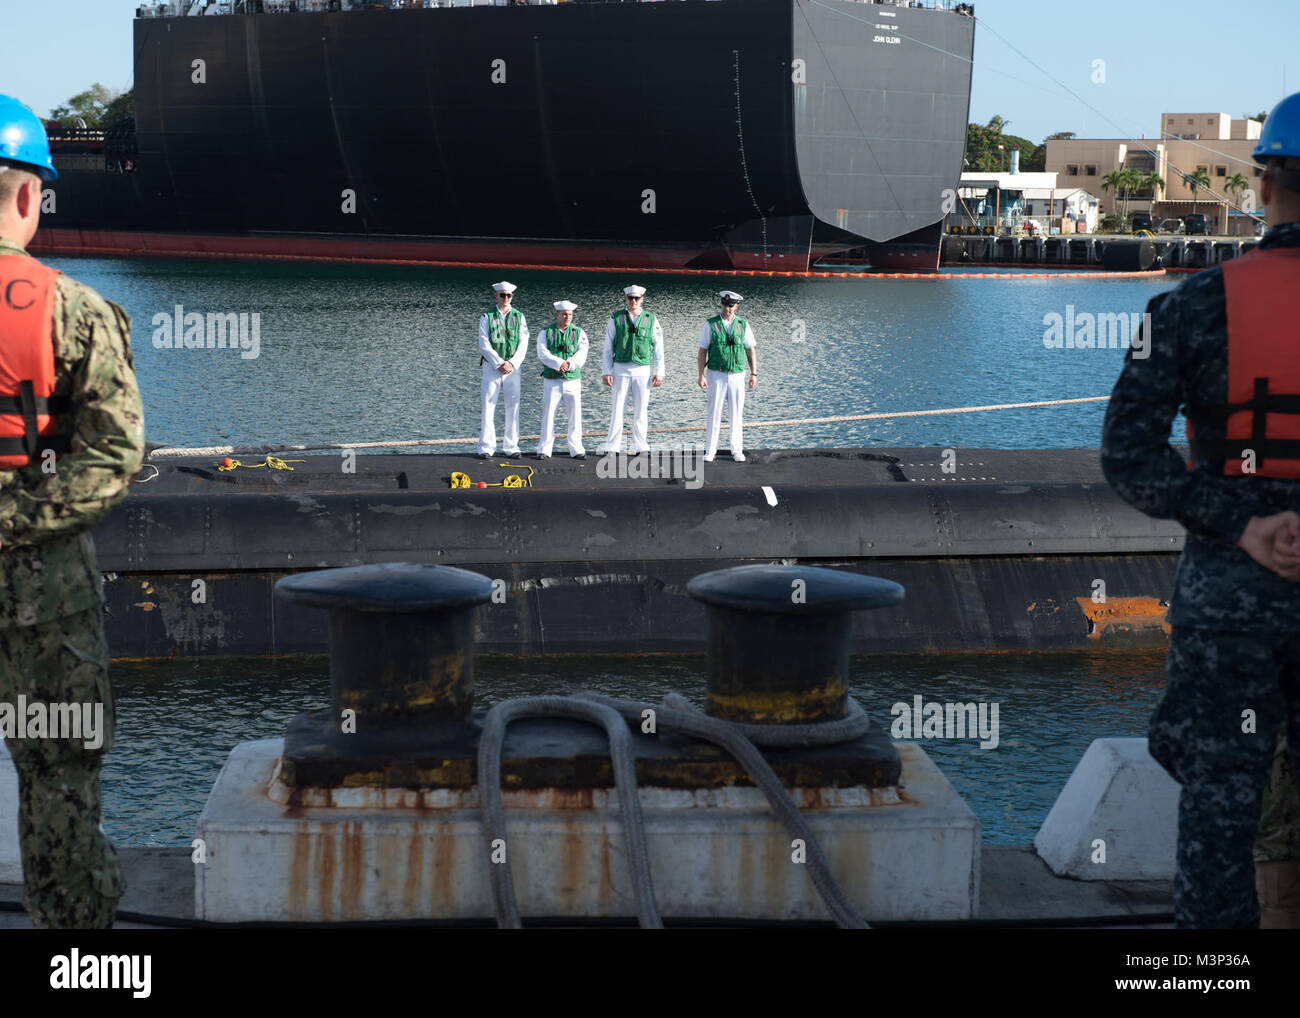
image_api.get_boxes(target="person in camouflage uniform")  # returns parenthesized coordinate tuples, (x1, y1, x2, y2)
(0, 97, 144, 928)
(1256, 731, 1300, 926)
(1101, 93, 1300, 928)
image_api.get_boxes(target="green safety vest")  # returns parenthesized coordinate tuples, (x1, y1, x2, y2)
(482, 307, 522, 365)
(540, 325, 582, 380)
(612, 309, 656, 366)
(706, 315, 749, 373)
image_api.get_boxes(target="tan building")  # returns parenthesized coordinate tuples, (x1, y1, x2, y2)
(1045, 114, 1265, 235)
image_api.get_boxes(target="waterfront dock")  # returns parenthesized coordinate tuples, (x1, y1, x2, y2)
(0, 845, 1173, 929)
(941, 233, 1258, 270)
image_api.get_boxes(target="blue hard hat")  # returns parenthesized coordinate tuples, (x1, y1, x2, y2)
(1253, 91, 1300, 163)
(0, 93, 58, 182)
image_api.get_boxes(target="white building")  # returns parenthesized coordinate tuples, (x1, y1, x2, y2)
(950, 171, 1101, 235)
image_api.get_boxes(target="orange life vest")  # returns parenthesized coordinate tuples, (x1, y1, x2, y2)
(0, 255, 72, 469)
(1184, 246, 1300, 478)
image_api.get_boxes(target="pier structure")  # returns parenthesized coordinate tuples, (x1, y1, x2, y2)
(941, 234, 1258, 269)
(195, 562, 979, 924)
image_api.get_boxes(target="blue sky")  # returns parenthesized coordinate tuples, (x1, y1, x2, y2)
(2, 0, 1296, 142)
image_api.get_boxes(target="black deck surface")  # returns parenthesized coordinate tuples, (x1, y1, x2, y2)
(141, 447, 1113, 494)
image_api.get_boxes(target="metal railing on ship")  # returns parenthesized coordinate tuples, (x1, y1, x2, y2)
(137, 0, 973, 18)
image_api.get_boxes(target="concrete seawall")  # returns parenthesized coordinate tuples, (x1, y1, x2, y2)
(940, 234, 1256, 269)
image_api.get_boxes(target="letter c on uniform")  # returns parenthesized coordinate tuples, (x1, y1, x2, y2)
(5, 279, 35, 310)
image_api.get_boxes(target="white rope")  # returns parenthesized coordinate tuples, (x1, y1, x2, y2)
(146, 395, 1111, 459)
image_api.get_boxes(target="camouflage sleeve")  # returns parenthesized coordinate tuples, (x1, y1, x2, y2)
(1099, 289, 1254, 547)
(0, 285, 144, 549)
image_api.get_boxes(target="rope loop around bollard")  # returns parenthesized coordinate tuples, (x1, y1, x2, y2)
(476, 692, 873, 929)
(477, 696, 664, 929)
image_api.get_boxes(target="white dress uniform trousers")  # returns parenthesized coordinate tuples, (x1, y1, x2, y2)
(536, 327, 589, 457)
(698, 318, 756, 460)
(478, 309, 529, 456)
(602, 314, 665, 454)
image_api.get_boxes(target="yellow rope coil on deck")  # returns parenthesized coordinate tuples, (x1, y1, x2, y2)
(216, 456, 307, 472)
(450, 464, 535, 489)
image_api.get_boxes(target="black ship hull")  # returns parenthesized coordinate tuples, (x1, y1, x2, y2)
(33, 1, 974, 271)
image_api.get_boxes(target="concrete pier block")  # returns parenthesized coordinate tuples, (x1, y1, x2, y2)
(1034, 737, 1178, 880)
(0, 740, 20, 883)
(196, 738, 980, 923)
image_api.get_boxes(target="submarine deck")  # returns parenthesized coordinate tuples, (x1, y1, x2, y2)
(142, 446, 1115, 493)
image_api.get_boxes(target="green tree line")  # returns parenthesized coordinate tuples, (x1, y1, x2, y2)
(964, 116, 1055, 173)
(47, 84, 134, 130)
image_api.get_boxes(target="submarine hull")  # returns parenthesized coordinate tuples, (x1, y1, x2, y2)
(98, 448, 1179, 658)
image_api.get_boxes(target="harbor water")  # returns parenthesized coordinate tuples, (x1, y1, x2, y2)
(103, 649, 1168, 849)
(50, 257, 1181, 452)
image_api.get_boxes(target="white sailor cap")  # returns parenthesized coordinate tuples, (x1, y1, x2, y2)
(623, 285, 647, 297)
(719, 290, 743, 302)
(493, 281, 517, 294)
(554, 300, 578, 312)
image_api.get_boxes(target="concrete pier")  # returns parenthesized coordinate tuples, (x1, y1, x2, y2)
(1035, 738, 1179, 881)
(193, 738, 979, 923)
(0, 841, 1173, 928)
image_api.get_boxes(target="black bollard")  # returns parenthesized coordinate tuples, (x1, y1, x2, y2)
(277, 562, 494, 722)
(275, 561, 901, 791)
(687, 565, 904, 725)
(275, 562, 494, 787)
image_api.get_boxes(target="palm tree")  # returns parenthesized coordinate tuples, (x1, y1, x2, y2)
(1139, 171, 1164, 224)
(1120, 168, 1144, 224)
(1225, 171, 1251, 209)
(1101, 170, 1126, 224)
(1101, 168, 1144, 228)
(1184, 167, 1212, 214)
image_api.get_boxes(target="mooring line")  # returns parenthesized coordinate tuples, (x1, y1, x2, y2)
(146, 396, 1110, 459)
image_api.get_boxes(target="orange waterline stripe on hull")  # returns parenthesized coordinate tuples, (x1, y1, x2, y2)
(940, 261, 1116, 270)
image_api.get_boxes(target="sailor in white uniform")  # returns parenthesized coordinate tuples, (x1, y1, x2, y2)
(477, 280, 529, 459)
(600, 284, 665, 453)
(697, 290, 758, 463)
(536, 300, 589, 459)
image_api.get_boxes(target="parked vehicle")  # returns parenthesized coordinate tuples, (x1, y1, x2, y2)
(1130, 212, 1155, 233)
(1184, 214, 1211, 235)
(1159, 219, 1186, 234)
